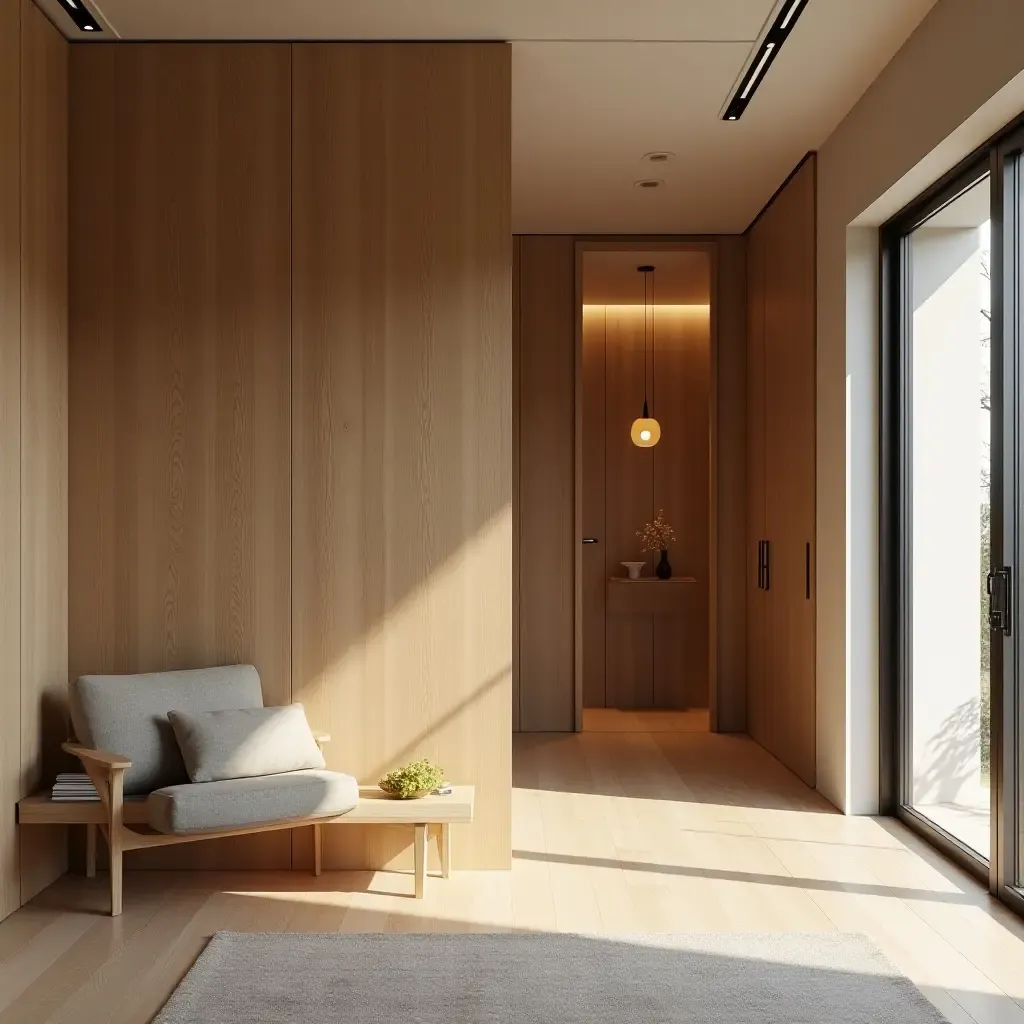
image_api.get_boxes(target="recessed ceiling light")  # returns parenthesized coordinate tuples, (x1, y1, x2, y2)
(56, 0, 102, 32)
(634, 179, 664, 190)
(642, 151, 675, 164)
(722, 0, 807, 121)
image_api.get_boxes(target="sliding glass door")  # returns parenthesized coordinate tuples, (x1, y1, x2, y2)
(998, 128, 1024, 898)
(884, 120, 1024, 914)
(905, 175, 992, 859)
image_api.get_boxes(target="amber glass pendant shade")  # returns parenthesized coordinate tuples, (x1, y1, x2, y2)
(631, 400, 661, 448)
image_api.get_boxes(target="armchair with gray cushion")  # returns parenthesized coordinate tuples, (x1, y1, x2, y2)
(64, 664, 358, 916)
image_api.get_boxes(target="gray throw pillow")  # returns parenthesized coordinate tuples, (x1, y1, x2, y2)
(167, 704, 326, 784)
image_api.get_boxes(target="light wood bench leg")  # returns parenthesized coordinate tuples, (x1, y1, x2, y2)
(86, 824, 97, 879)
(109, 772, 124, 917)
(313, 823, 322, 877)
(413, 824, 427, 899)
(436, 823, 451, 879)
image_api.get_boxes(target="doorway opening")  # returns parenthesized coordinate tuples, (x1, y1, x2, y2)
(576, 245, 713, 733)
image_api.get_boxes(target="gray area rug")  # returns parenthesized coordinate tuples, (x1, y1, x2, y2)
(156, 931, 949, 1023)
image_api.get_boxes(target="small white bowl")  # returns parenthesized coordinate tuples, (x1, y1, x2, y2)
(621, 561, 646, 580)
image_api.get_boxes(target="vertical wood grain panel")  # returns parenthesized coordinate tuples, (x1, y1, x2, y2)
(604, 305, 654, 709)
(746, 225, 768, 749)
(19, 0, 68, 902)
(512, 235, 521, 733)
(517, 235, 576, 731)
(581, 306, 607, 708)
(69, 44, 293, 867)
(653, 305, 711, 709)
(713, 237, 747, 732)
(0, 0, 21, 920)
(292, 44, 511, 869)
(747, 157, 816, 786)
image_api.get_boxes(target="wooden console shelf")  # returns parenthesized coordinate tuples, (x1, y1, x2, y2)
(606, 577, 697, 615)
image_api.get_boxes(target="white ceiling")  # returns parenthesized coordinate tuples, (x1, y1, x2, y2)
(47, 0, 939, 234)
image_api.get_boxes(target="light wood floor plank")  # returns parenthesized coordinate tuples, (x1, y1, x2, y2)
(0, 731, 1020, 1023)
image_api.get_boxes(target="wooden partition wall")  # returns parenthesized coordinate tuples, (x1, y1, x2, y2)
(514, 236, 748, 732)
(746, 156, 817, 786)
(0, 0, 68, 917)
(69, 43, 511, 871)
(582, 298, 711, 710)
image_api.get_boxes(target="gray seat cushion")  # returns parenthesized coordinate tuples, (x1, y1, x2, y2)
(147, 770, 360, 834)
(69, 665, 264, 795)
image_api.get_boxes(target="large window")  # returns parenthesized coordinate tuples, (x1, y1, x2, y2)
(883, 121, 1024, 915)
(907, 177, 992, 858)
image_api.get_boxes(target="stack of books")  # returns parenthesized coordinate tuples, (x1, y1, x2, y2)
(51, 773, 100, 802)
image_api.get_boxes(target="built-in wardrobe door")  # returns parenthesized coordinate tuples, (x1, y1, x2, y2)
(746, 222, 769, 744)
(746, 155, 816, 787)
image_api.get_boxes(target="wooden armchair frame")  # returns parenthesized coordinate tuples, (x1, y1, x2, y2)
(62, 734, 333, 916)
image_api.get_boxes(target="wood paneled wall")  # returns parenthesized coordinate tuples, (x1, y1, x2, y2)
(19, 0, 69, 903)
(0, 0, 68, 917)
(712, 238, 748, 733)
(291, 43, 511, 870)
(515, 236, 576, 732)
(515, 237, 747, 732)
(68, 42, 511, 871)
(70, 43, 295, 869)
(746, 156, 817, 786)
(583, 303, 711, 710)
(0, 0, 21, 920)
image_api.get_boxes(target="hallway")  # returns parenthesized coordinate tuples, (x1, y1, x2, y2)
(1, 731, 1023, 1023)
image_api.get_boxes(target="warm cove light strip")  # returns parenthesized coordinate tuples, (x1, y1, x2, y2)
(722, 0, 807, 120)
(582, 303, 711, 312)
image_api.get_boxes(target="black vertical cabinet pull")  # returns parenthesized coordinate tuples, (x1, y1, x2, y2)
(763, 540, 770, 591)
(756, 540, 771, 591)
(805, 542, 811, 599)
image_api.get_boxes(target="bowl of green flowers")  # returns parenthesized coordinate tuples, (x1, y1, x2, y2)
(378, 759, 445, 799)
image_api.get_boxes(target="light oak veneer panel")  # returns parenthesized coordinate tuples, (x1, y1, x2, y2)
(292, 43, 511, 870)
(517, 235, 576, 732)
(652, 304, 711, 710)
(746, 157, 816, 786)
(0, 0, 21, 921)
(68, 44, 293, 868)
(581, 306, 607, 710)
(19, 0, 69, 903)
(603, 305, 655, 709)
(711, 236, 747, 732)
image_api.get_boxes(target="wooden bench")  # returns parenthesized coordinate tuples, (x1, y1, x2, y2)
(17, 785, 474, 902)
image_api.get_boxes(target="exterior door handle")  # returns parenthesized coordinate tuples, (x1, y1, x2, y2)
(988, 567, 1012, 635)
(582, 537, 599, 544)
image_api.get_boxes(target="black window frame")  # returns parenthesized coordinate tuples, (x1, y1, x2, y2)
(880, 112, 1024, 918)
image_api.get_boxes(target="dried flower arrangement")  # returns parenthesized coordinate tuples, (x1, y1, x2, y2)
(637, 510, 676, 553)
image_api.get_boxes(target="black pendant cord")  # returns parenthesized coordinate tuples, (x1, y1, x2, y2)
(637, 264, 656, 419)
(644, 269, 649, 416)
(651, 270, 656, 419)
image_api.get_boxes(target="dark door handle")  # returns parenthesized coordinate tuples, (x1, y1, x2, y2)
(988, 567, 1012, 635)
(757, 540, 766, 590)
(805, 542, 811, 600)
(763, 540, 771, 592)
(582, 537, 599, 544)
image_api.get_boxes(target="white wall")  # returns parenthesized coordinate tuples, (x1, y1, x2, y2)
(817, 0, 1024, 813)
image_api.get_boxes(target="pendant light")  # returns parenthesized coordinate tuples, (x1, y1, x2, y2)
(630, 264, 662, 448)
